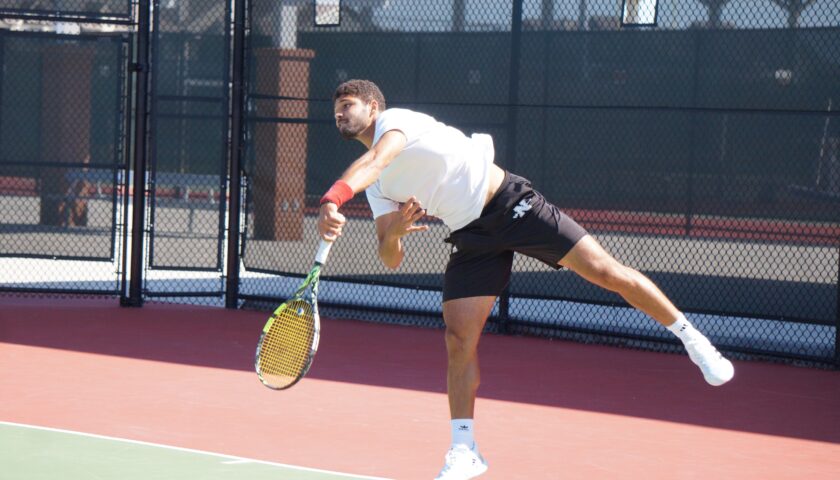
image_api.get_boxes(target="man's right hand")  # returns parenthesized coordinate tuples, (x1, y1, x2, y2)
(318, 202, 346, 241)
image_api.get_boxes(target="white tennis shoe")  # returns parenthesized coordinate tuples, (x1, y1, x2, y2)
(434, 444, 488, 480)
(684, 337, 735, 386)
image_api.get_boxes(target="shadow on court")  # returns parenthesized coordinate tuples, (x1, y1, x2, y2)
(1, 294, 838, 446)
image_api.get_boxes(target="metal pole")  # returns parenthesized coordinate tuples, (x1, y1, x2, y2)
(118, 35, 133, 304)
(835, 244, 840, 368)
(453, 0, 467, 32)
(123, 0, 151, 307)
(541, 0, 553, 29)
(505, 0, 524, 174)
(685, 29, 702, 237)
(225, 0, 247, 309)
(498, 0, 525, 333)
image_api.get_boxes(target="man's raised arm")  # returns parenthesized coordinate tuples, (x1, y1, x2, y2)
(317, 130, 407, 240)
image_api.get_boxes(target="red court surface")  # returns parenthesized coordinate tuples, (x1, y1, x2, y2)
(1, 296, 839, 479)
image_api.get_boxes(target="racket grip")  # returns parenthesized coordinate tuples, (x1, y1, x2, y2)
(315, 239, 333, 265)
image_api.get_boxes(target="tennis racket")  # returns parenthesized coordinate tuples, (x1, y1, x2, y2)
(255, 239, 333, 390)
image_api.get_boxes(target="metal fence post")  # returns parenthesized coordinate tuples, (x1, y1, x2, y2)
(225, 0, 247, 309)
(835, 245, 840, 369)
(498, 0, 524, 333)
(685, 30, 702, 237)
(122, 0, 151, 307)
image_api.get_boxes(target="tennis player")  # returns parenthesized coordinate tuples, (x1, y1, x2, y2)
(318, 79, 734, 480)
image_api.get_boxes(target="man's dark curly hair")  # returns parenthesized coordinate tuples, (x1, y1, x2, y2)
(333, 79, 386, 110)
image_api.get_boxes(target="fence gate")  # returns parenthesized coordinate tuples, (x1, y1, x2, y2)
(0, 2, 133, 295)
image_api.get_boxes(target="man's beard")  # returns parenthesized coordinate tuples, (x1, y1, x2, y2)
(338, 121, 364, 139)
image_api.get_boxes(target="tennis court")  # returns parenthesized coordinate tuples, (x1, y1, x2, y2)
(2, 295, 839, 479)
(2, 0, 840, 479)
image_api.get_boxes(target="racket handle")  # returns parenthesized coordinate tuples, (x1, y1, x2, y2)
(314, 239, 333, 265)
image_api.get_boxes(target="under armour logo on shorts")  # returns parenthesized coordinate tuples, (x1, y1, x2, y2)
(512, 198, 532, 219)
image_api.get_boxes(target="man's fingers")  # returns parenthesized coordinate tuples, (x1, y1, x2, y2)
(401, 197, 422, 213)
(319, 211, 344, 239)
(317, 201, 345, 241)
(397, 197, 429, 233)
(408, 205, 425, 218)
(324, 212, 346, 227)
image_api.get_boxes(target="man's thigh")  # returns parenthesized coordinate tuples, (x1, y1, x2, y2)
(509, 191, 588, 267)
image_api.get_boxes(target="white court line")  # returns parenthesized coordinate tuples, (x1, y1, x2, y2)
(0, 421, 391, 480)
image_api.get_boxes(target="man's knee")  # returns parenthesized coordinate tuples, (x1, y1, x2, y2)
(593, 261, 637, 293)
(442, 296, 494, 359)
(445, 326, 479, 358)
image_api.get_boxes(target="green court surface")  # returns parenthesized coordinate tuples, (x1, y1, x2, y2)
(0, 422, 387, 480)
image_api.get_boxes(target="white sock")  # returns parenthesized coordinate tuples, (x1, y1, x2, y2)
(450, 419, 475, 449)
(666, 314, 703, 343)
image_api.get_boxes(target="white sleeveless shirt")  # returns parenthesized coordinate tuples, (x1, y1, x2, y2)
(365, 108, 495, 231)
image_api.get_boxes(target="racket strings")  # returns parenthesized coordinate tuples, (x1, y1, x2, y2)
(257, 299, 316, 388)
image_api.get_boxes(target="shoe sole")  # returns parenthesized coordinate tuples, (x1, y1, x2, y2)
(704, 359, 735, 386)
(469, 463, 488, 479)
(435, 462, 488, 480)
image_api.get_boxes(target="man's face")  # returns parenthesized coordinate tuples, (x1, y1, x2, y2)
(334, 95, 374, 140)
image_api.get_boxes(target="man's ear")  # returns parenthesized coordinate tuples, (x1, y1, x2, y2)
(369, 99, 380, 116)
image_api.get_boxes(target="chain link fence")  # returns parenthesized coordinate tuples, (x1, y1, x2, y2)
(240, 0, 839, 366)
(0, 4, 130, 295)
(1, 1, 838, 366)
(143, 0, 232, 303)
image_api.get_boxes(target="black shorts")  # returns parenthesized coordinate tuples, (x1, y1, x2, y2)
(442, 171, 588, 302)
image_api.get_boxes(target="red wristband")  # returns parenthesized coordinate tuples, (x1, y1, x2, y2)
(319, 180, 354, 208)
